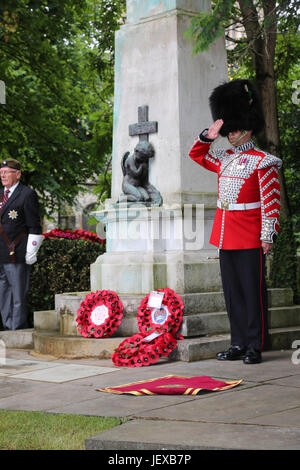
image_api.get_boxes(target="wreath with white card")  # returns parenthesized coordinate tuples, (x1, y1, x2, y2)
(76, 290, 123, 338)
(137, 287, 184, 337)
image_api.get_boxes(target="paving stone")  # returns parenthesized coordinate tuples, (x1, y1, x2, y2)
(245, 406, 300, 427)
(1, 348, 300, 450)
(8, 363, 118, 383)
(85, 418, 300, 450)
(135, 383, 300, 423)
(0, 358, 59, 376)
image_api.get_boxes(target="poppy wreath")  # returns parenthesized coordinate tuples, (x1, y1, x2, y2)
(111, 332, 178, 368)
(76, 290, 123, 338)
(43, 228, 105, 245)
(137, 287, 184, 337)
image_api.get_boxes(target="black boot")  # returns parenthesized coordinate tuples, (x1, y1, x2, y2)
(243, 347, 262, 364)
(216, 345, 246, 361)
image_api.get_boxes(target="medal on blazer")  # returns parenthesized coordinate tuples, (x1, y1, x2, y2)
(8, 210, 18, 220)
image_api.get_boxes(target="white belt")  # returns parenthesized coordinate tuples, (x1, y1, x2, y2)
(217, 200, 261, 211)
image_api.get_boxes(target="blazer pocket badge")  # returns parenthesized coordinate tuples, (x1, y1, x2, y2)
(8, 210, 18, 220)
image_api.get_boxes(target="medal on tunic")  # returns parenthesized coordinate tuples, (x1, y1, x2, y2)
(237, 156, 248, 169)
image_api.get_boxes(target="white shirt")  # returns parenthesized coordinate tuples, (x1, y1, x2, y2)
(4, 181, 19, 197)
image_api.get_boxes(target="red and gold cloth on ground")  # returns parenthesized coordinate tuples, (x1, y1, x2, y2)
(97, 375, 243, 395)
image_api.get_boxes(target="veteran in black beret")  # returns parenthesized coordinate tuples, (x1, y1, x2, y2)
(0, 158, 44, 330)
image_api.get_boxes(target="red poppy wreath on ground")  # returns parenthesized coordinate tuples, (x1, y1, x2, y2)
(76, 290, 123, 338)
(111, 332, 178, 368)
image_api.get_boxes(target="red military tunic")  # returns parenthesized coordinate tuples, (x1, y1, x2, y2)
(189, 133, 282, 249)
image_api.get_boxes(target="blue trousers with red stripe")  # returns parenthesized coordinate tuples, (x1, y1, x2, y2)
(219, 248, 269, 352)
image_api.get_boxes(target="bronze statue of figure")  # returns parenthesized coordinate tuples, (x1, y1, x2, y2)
(118, 141, 162, 206)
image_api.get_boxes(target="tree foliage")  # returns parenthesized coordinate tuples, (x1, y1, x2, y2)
(185, 1, 299, 199)
(184, 0, 236, 54)
(225, 8, 300, 233)
(186, 0, 300, 222)
(0, 0, 125, 216)
(275, 13, 300, 237)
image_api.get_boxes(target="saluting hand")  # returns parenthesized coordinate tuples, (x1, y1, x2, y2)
(207, 119, 224, 140)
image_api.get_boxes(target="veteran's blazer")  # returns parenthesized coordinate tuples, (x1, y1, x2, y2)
(0, 183, 42, 263)
(189, 133, 282, 250)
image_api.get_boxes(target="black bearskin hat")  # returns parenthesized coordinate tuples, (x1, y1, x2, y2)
(209, 79, 265, 137)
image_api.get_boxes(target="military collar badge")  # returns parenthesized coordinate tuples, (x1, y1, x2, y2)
(232, 140, 255, 153)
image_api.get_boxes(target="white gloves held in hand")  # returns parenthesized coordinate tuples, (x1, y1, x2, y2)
(25, 234, 44, 265)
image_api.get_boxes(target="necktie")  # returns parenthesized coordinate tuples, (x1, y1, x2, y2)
(1, 189, 10, 206)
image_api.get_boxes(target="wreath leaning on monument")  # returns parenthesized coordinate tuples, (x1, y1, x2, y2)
(137, 287, 184, 336)
(76, 290, 123, 338)
(111, 332, 178, 368)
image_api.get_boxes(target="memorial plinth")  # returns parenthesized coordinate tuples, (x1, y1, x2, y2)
(91, 200, 221, 295)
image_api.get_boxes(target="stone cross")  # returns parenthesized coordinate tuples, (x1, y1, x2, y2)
(129, 105, 158, 142)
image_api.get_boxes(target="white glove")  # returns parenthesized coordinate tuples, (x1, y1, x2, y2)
(25, 234, 44, 265)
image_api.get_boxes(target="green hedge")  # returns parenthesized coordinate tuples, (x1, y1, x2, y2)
(27, 238, 105, 326)
(269, 216, 299, 303)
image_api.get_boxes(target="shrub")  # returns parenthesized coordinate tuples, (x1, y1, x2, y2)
(269, 216, 299, 303)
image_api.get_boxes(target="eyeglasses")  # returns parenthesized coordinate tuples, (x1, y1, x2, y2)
(0, 170, 18, 176)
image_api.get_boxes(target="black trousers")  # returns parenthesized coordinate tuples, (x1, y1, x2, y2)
(219, 248, 269, 352)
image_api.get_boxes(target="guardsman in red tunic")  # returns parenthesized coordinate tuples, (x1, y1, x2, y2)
(189, 79, 282, 364)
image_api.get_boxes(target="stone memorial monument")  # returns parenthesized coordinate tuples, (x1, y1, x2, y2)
(91, 0, 228, 297)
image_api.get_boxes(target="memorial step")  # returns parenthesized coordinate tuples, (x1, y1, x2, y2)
(0, 328, 34, 349)
(31, 324, 300, 361)
(34, 302, 300, 341)
(32, 331, 122, 359)
(53, 288, 293, 316)
(172, 326, 300, 362)
(31, 287, 299, 361)
(182, 287, 294, 313)
(34, 310, 59, 332)
(180, 305, 300, 337)
(33, 287, 294, 336)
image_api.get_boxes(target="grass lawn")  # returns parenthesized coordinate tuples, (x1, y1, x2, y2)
(0, 410, 123, 450)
